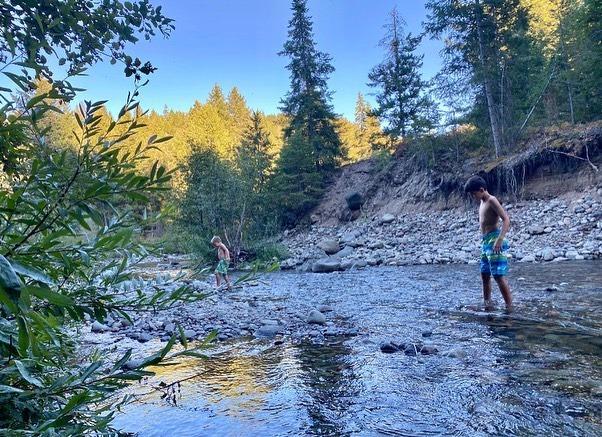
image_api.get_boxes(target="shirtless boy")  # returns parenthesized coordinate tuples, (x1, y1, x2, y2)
(211, 236, 232, 290)
(464, 176, 512, 311)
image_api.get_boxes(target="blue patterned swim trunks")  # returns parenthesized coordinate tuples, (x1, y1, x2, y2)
(480, 229, 509, 276)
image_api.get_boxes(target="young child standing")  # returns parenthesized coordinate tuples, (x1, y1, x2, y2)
(211, 236, 232, 290)
(464, 176, 513, 311)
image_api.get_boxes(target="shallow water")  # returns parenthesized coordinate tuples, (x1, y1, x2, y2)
(114, 261, 602, 436)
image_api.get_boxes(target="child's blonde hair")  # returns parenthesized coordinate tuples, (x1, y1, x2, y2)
(210, 235, 221, 244)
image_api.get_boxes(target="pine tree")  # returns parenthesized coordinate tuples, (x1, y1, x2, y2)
(207, 84, 229, 120)
(354, 93, 388, 157)
(368, 8, 425, 140)
(228, 87, 252, 140)
(237, 111, 273, 193)
(273, 0, 342, 223)
(278, 0, 342, 174)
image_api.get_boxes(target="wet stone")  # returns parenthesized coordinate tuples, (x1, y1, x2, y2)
(255, 325, 281, 338)
(137, 333, 152, 343)
(380, 342, 399, 353)
(91, 321, 110, 333)
(420, 345, 439, 355)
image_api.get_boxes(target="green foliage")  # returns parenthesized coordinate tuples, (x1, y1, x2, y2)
(368, 8, 426, 139)
(0, 1, 217, 434)
(406, 125, 484, 169)
(0, 82, 209, 434)
(0, 0, 174, 89)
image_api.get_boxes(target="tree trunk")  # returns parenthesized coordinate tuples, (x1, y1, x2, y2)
(475, 1, 504, 157)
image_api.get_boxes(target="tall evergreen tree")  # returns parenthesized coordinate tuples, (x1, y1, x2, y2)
(278, 0, 342, 174)
(273, 0, 342, 223)
(368, 8, 425, 140)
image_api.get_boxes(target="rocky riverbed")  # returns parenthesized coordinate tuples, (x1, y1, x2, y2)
(279, 185, 602, 272)
(110, 261, 602, 436)
(77, 259, 358, 365)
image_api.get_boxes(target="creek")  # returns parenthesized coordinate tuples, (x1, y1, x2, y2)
(113, 261, 602, 436)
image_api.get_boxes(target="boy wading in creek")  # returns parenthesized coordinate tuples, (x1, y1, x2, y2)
(464, 176, 513, 312)
(211, 236, 232, 291)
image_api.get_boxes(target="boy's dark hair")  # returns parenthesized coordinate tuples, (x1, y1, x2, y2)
(464, 175, 487, 193)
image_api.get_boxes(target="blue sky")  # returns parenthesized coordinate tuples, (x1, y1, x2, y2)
(74, 0, 442, 120)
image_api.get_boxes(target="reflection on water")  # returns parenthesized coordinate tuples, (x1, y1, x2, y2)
(114, 261, 602, 436)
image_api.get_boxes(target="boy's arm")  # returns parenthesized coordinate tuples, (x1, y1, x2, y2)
(491, 197, 510, 252)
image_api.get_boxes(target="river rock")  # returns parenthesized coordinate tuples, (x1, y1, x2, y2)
(318, 305, 334, 313)
(541, 248, 555, 261)
(123, 359, 145, 370)
(312, 258, 341, 273)
(420, 345, 438, 355)
(337, 245, 354, 258)
(352, 259, 368, 268)
(307, 310, 326, 325)
(137, 332, 152, 343)
(255, 325, 282, 338)
(91, 321, 110, 333)
(318, 239, 340, 255)
(381, 213, 395, 224)
(380, 342, 399, 353)
(340, 260, 354, 270)
(528, 225, 545, 235)
(345, 192, 363, 211)
(183, 329, 197, 339)
(442, 348, 467, 359)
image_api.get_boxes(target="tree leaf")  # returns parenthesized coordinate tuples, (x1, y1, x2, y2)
(0, 255, 22, 292)
(10, 260, 55, 286)
(26, 286, 74, 307)
(14, 360, 43, 387)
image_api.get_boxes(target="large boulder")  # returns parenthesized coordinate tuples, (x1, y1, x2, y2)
(345, 192, 363, 211)
(318, 239, 340, 255)
(312, 258, 341, 273)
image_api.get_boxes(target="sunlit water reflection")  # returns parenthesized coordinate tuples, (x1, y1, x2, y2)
(114, 261, 602, 436)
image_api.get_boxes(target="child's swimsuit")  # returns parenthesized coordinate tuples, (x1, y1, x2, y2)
(480, 229, 509, 276)
(215, 259, 229, 275)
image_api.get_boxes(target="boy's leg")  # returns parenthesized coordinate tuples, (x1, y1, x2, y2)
(225, 274, 232, 289)
(215, 273, 221, 287)
(481, 273, 493, 307)
(494, 275, 512, 309)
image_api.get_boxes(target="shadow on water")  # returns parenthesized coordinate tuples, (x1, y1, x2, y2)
(113, 261, 602, 436)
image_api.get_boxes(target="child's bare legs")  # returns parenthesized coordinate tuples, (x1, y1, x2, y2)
(494, 275, 512, 311)
(215, 273, 221, 288)
(225, 274, 232, 290)
(481, 273, 494, 309)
